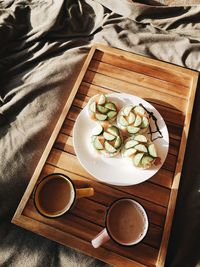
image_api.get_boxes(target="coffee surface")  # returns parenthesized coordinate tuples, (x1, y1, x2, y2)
(107, 200, 147, 244)
(38, 177, 72, 215)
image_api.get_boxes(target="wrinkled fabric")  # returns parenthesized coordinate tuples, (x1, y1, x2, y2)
(0, 0, 200, 267)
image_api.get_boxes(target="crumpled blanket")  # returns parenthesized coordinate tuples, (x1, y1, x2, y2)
(0, 0, 200, 266)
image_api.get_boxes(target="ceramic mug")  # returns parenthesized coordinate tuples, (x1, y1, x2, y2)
(91, 198, 148, 248)
(34, 173, 94, 218)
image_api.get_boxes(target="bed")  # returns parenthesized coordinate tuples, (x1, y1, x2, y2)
(0, 1, 200, 266)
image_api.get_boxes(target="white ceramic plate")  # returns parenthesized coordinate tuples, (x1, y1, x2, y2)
(73, 93, 169, 186)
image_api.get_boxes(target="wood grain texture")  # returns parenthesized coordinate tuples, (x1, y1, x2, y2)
(83, 70, 186, 125)
(22, 199, 159, 267)
(47, 148, 170, 208)
(42, 163, 167, 227)
(13, 215, 145, 267)
(12, 44, 199, 267)
(93, 50, 192, 88)
(88, 59, 188, 104)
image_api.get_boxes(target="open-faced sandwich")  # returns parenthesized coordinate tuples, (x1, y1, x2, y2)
(91, 124, 123, 157)
(117, 104, 150, 135)
(88, 94, 118, 123)
(122, 134, 159, 169)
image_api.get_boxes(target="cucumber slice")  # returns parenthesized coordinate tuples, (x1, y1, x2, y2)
(107, 111, 117, 120)
(141, 116, 149, 128)
(119, 115, 129, 126)
(97, 105, 109, 114)
(134, 135, 147, 143)
(91, 124, 103, 136)
(133, 115, 142, 127)
(141, 156, 154, 168)
(127, 126, 140, 134)
(124, 148, 137, 157)
(124, 140, 139, 149)
(103, 132, 116, 141)
(133, 153, 144, 167)
(123, 106, 133, 116)
(134, 144, 148, 153)
(98, 94, 106, 105)
(134, 106, 146, 115)
(128, 112, 135, 124)
(89, 101, 96, 113)
(105, 141, 117, 153)
(105, 102, 117, 111)
(114, 136, 122, 149)
(148, 143, 157, 157)
(95, 113, 107, 121)
(93, 137, 104, 150)
(107, 126, 119, 136)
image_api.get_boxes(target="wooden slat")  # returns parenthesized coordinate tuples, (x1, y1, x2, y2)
(162, 153, 177, 172)
(47, 149, 170, 208)
(70, 199, 161, 246)
(83, 71, 185, 126)
(149, 169, 173, 189)
(42, 163, 167, 228)
(13, 215, 146, 267)
(25, 199, 162, 250)
(79, 81, 111, 96)
(93, 50, 191, 88)
(67, 105, 80, 121)
(148, 102, 185, 128)
(168, 138, 180, 156)
(61, 119, 74, 136)
(54, 133, 174, 189)
(23, 200, 158, 267)
(166, 123, 182, 141)
(55, 133, 75, 154)
(89, 59, 188, 108)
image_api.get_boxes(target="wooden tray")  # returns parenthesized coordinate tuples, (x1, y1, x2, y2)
(12, 44, 199, 267)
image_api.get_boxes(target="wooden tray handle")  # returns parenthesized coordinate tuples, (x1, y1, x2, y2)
(76, 188, 94, 199)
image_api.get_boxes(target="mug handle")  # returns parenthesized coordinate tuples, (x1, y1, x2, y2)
(91, 228, 110, 248)
(76, 188, 94, 199)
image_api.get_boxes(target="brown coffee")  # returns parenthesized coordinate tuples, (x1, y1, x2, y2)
(107, 199, 147, 245)
(37, 176, 73, 215)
